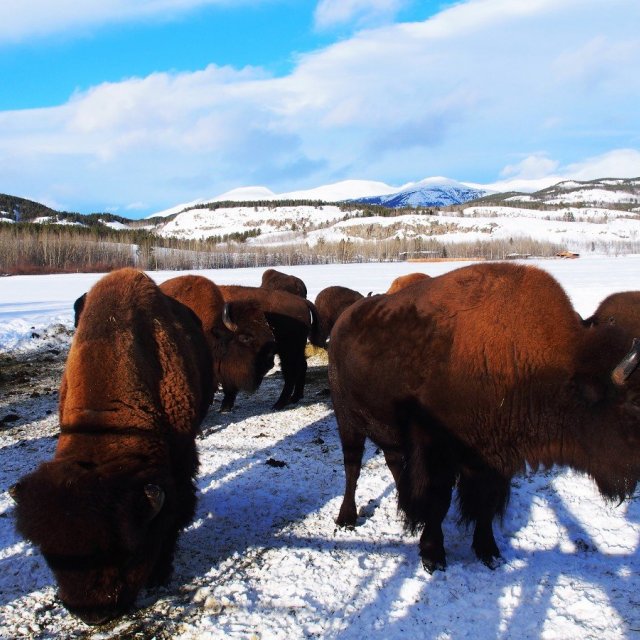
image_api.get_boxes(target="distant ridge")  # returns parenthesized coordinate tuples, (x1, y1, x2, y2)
(350, 178, 488, 208)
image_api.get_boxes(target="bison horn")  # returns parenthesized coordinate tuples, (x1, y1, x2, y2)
(144, 484, 165, 516)
(611, 338, 640, 386)
(222, 303, 238, 333)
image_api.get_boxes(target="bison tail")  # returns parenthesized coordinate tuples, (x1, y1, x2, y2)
(395, 407, 457, 535)
(306, 300, 325, 348)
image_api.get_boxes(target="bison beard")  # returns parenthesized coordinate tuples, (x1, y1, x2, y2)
(11, 268, 213, 624)
(328, 262, 640, 573)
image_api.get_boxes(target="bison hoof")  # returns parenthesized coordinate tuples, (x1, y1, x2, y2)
(481, 554, 504, 571)
(421, 556, 446, 574)
(335, 508, 357, 529)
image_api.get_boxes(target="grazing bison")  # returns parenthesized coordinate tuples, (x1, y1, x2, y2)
(312, 285, 364, 348)
(260, 268, 307, 298)
(11, 268, 213, 624)
(386, 272, 430, 294)
(159, 275, 277, 412)
(219, 285, 320, 409)
(329, 262, 640, 573)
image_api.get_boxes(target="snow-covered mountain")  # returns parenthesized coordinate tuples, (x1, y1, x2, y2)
(351, 177, 488, 208)
(149, 177, 486, 218)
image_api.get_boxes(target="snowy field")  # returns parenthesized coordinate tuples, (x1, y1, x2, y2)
(0, 256, 639, 639)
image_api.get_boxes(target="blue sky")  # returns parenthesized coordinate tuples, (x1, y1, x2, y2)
(0, 0, 639, 218)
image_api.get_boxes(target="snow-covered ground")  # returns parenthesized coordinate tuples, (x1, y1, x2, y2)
(0, 257, 639, 639)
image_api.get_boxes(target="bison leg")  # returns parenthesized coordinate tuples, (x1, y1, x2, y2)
(397, 422, 456, 573)
(336, 430, 366, 528)
(289, 357, 307, 404)
(457, 466, 510, 567)
(273, 340, 307, 410)
(220, 389, 238, 412)
(416, 480, 454, 573)
(382, 447, 404, 487)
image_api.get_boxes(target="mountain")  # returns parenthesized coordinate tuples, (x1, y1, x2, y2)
(350, 177, 489, 208)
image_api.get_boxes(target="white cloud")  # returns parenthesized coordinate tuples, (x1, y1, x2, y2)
(314, 0, 407, 29)
(501, 154, 560, 180)
(0, 0, 253, 43)
(563, 149, 640, 181)
(0, 0, 639, 214)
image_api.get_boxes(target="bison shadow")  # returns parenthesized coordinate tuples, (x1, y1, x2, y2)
(1, 395, 638, 637)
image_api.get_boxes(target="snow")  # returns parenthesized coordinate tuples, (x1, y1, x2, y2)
(1, 257, 640, 639)
(546, 189, 640, 205)
(156, 205, 349, 242)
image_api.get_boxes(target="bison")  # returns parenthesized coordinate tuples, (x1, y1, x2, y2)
(386, 272, 430, 294)
(159, 275, 277, 412)
(312, 285, 364, 348)
(260, 268, 307, 298)
(328, 262, 640, 573)
(11, 268, 213, 624)
(219, 285, 320, 410)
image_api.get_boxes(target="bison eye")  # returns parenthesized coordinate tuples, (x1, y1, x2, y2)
(144, 484, 165, 517)
(238, 334, 253, 345)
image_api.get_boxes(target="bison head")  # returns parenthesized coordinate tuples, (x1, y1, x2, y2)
(11, 459, 170, 625)
(218, 301, 277, 392)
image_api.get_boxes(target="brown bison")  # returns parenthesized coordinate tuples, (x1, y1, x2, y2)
(219, 285, 320, 409)
(260, 268, 308, 298)
(159, 275, 277, 412)
(312, 285, 364, 348)
(11, 268, 213, 624)
(386, 272, 430, 294)
(329, 262, 640, 573)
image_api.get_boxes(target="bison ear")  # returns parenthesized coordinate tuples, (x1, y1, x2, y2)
(144, 484, 165, 518)
(8, 482, 20, 504)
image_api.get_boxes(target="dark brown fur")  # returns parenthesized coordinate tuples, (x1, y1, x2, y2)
(329, 262, 640, 572)
(160, 275, 277, 412)
(260, 268, 307, 298)
(219, 285, 320, 409)
(12, 268, 213, 624)
(312, 285, 364, 348)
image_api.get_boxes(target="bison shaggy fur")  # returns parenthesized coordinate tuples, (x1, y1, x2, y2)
(11, 268, 213, 624)
(329, 262, 640, 573)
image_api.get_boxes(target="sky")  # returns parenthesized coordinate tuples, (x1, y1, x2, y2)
(1, 0, 639, 218)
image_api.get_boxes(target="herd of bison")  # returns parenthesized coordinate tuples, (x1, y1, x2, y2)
(6, 263, 640, 625)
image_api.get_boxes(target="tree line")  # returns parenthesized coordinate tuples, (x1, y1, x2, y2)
(0, 220, 575, 275)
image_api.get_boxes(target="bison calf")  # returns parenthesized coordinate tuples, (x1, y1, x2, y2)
(329, 262, 640, 573)
(11, 268, 213, 624)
